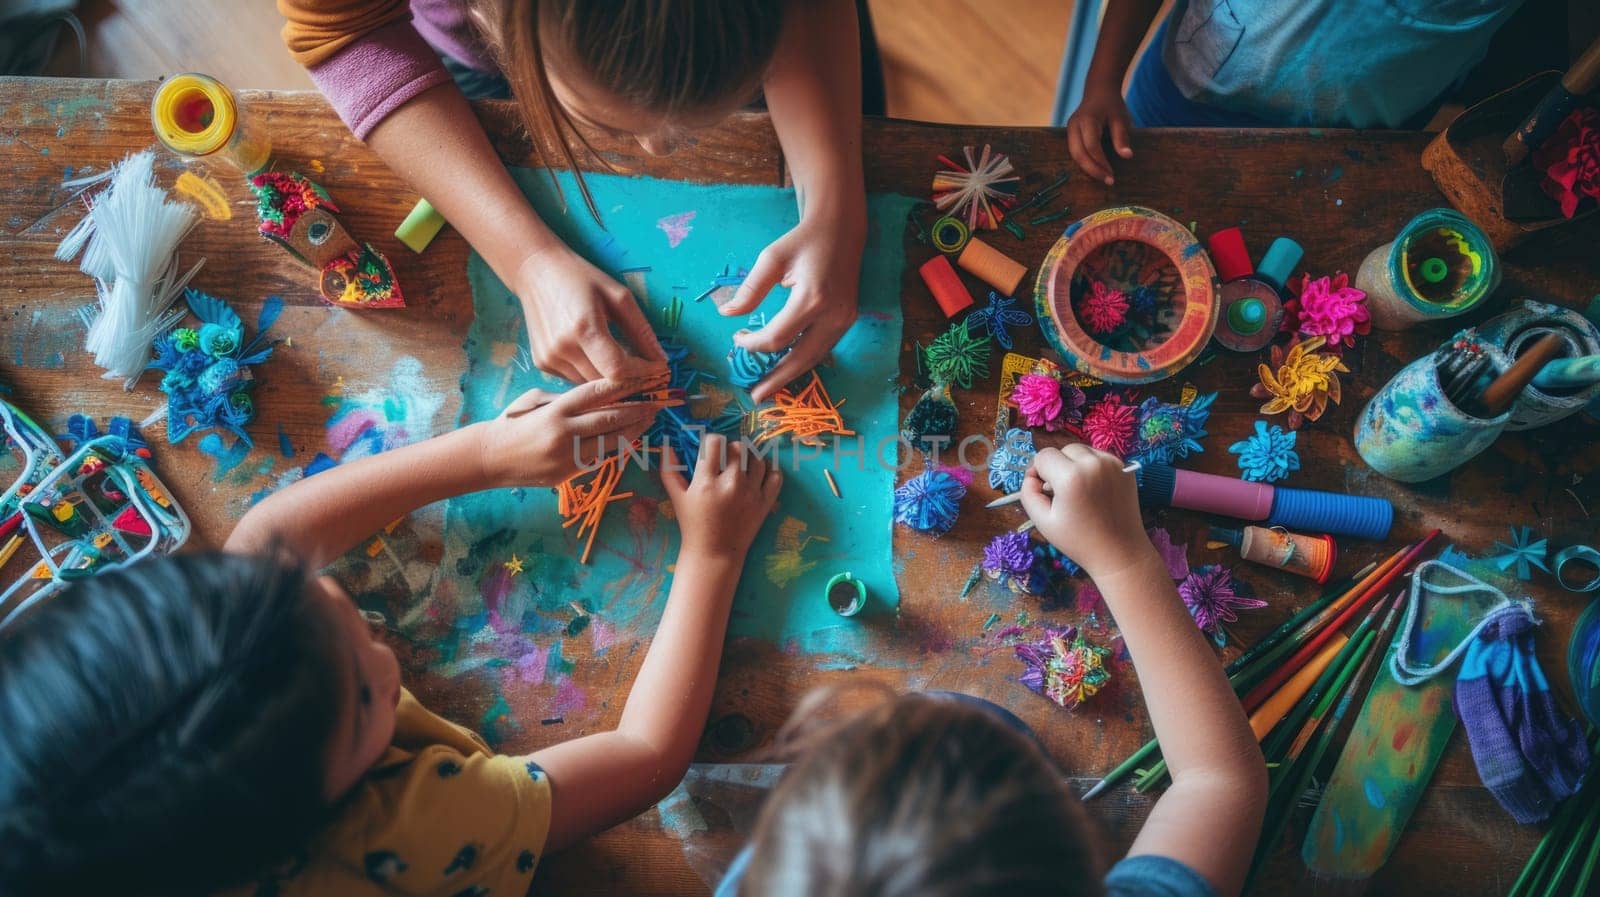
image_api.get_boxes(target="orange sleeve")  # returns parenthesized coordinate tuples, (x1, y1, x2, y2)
(278, 0, 415, 68)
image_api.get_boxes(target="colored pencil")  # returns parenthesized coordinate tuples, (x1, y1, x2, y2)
(1257, 595, 1390, 762)
(1240, 531, 1439, 711)
(1081, 564, 1378, 801)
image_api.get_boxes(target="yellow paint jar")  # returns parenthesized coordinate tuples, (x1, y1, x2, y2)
(151, 73, 271, 174)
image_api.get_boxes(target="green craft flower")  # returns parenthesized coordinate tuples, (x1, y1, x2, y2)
(172, 328, 200, 351)
(923, 321, 991, 390)
(198, 323, 243, 358)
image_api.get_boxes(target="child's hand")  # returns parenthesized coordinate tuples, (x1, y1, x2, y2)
(1020, 445, 1152, 579)
(661, 434, 783, 559)
(1066, 85, 1135, 186)
(479, 379, 658, 487)
(515, 244, 668, 384)
(715, 213, 868, 402)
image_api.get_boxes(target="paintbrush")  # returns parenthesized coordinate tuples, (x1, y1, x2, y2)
(1239, 531, 1438, 712)
(1476, 334, 1568, 416)
(1532, 353, 1600, 390)
(986, 461, 1142, 508)
(1082, 563, 1379, 801)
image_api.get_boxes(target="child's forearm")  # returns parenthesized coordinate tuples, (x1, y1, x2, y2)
(1094, 551, 1265, 895)
(363, 83, 565, 295)
(1083, 0, 1165, 94)
(225, 421, 498, 563)
(530, 546, 743, 849)
(764, 0, 867, 231)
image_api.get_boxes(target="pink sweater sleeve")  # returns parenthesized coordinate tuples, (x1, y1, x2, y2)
(306, 19, 455, 140)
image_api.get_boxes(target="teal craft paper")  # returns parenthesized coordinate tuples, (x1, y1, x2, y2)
(437, 169, 915, 661)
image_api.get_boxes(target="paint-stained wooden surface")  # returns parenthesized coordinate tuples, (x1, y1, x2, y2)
(3, 77, 1599, 897)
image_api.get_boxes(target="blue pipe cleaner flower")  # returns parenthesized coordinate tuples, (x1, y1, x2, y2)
(965, 291, 1034, 350)
(987, 427, 1035, 493)
(1490, 526, 1550, 581)
(893, 468, 967, 535)
(1228, 420, 1301, 483)
(149, 290, 275, 446)
(1130, 392, 1214, 465)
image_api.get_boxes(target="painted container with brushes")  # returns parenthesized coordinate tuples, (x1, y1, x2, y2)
(1476, 299, 1600, 429)
(1210, 525, 1336, 583)
(1353, 334, 1512, 482)
(1355, 209, 1499, 331)
(151, 73, 271, 175)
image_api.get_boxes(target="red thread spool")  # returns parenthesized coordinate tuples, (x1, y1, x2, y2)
(1207, 227, 1254, 282)
(918, 255, 974, 317)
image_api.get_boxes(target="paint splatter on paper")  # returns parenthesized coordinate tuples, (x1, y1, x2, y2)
(656, 211, 696, 248)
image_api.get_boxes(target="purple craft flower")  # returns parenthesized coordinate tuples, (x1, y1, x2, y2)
(1015, 625, 1111, 710)
(1147, 527, 1190, 581)
(1178, 565, 1266, 637)
(983, 531, 1034, 578)
(1059, 383, 1088, 428)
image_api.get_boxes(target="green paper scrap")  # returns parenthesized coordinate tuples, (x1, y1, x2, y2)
(429, 169, 916, 672)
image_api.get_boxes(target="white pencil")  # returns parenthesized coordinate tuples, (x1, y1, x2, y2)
(985, 461, 1140, 509)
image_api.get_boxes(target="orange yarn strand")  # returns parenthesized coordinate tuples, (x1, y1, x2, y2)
(754, 372, 855, 446)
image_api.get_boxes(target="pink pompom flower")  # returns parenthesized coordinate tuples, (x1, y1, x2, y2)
(1079, 281, 1130, 335)
(1283, 272, 1369, 351)
(1012, 372, 1065, 430)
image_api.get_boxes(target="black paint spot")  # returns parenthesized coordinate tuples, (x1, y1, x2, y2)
(443, 843, 479, 876)
(708, 713, 756, 755)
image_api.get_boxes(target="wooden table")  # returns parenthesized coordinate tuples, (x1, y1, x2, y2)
(4, 77, 1598, 896)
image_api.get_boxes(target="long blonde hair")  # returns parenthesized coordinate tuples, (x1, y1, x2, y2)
(477, 0, 786, 220)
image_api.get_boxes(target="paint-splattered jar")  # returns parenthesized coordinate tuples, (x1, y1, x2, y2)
(1476, 299, 1600, 430)
(151, 73, 271, 175)
(1356, 209, 1500, 331)
(1354, 341, 1513, 483)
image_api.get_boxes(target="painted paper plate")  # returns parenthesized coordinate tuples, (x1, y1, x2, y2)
(1033, 206, 1219, 384)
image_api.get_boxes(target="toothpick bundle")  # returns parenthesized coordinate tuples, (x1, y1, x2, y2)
(56, 151, 204, 389)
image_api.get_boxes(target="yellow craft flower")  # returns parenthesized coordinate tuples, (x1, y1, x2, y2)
(1253, 336, 1349, 428)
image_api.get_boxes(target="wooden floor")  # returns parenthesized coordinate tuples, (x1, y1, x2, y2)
(42, 0, 1074, 125)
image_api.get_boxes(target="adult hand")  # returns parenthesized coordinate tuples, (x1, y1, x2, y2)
(716, 214, 866, 402)
(1066, 85, 1135, 186)
(516, 245, 668, 384)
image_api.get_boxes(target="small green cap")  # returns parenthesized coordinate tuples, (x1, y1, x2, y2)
(1226, 297, 1266, 335)
(1419, 257, 1449, 283)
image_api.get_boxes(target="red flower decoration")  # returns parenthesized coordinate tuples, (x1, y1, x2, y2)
(1282, 272, 1369, 351)
(1081, 393, 1138, 457)
(1078, 281, 1130, 335)
(1532, 106, 1600, 219)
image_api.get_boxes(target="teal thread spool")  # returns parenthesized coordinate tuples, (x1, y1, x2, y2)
(1354, 340, 1512, 483)
(826, 572, 867, 617)
(1356, 209, 1500, 331)
(1478, 299, 1600, 430)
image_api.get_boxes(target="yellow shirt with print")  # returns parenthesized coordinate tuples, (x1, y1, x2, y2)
(222, 689, 551, 897)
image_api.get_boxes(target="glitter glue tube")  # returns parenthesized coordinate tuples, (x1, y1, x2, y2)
(1211, 525, 1337, 584)
(151, 73, 271, 175)
(1138, 464, 1393, 541)
(919, 255, 975, 317)
(957, 237, 1028, 297)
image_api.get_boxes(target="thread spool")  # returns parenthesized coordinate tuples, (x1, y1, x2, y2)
(1354, 338, 1513, 482)
(1215, 279, 1285, 352)
(1568, 598, 1600, 729)
(957, 237, 1028, 297)
(151, 73, 271, 174)
(1033, 206, 1219, 384)
(1254, 237, 1303, 293)
(919, 254, 975, 317)
(1355, 209, 1500, 331)
(1211, 525, 1336, 583)
(1477, 299, 1600, 430)
(1206, 227, 1253, 282)
(826, 571, 868, 617)
(931, 215, 971, 254)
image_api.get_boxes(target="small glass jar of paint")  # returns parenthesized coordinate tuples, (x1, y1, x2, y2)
(151, 73, 271, 175)
(1356, 209, 1500, 331)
